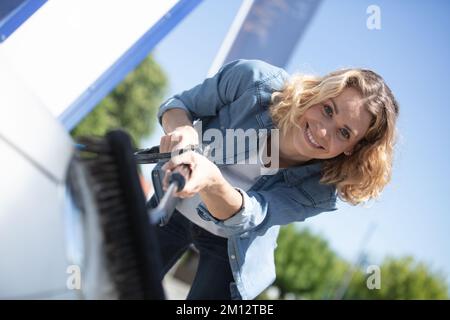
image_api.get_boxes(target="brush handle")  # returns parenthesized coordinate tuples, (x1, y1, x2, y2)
(169, 172, 186, 191)
(168, 163, 191, 191)
(149, 164, 191, 226)
(149, 182, 179, 226)
(134, 144, 201, 164)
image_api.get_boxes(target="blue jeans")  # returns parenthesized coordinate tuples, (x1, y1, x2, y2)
(148, 195, 240, 300)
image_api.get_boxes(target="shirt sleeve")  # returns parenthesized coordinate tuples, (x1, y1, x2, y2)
(157, 59, 278, 125)
(195, 185, 338, 237)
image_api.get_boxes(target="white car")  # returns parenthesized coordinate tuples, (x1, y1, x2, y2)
(0, 0, 200, 299)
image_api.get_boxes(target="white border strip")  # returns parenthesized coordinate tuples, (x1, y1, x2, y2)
(207, 0, 254, 77)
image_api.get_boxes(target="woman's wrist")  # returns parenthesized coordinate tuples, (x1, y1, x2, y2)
(162, 108, 194, 134)
(199, 172, 244, 220)
(203, 168, 226, 193)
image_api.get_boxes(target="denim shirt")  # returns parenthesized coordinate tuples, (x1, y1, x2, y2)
(156, 59, 338, 300)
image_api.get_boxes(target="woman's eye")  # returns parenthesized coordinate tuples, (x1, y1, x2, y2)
(340, 128, 350, 140)
(324, 105, 333, 117)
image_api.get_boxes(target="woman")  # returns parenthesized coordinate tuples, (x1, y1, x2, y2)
(150, 59, 399, 300)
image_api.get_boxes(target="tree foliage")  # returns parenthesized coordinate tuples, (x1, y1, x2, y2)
(345, 256, 449, 300)
(265, 225, 449, 300)
(273, 225, 348, 299)
(71, 55, 167, 146)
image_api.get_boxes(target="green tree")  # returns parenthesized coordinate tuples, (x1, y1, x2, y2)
(271, 225, 348, 299)
(262, 225, 449, 300)
(345, 256, 449, 299)
(71, 55, 167, 146)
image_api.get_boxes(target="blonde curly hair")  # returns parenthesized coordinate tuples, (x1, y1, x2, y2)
(270, 68, 399, 205)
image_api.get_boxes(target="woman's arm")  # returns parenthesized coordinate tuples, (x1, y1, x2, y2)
(159, 108, 199, 153)
(157, 60, 281, 125)
(198, 174, 244, 221)
(161, 147, 244, 221)
(161, 108, 193, 134)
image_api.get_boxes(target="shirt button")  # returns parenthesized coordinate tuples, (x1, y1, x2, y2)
(230, 255, 236, 260)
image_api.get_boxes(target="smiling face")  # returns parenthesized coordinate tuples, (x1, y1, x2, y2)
(280, 87, 373, 164)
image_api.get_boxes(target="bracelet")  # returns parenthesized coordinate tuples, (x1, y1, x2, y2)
(233, 187, 245, 215)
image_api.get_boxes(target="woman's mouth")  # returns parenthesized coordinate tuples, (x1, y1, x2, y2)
(304, 123, 324, 149)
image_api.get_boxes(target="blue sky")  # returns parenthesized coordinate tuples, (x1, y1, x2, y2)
(144, 0, 450, 280)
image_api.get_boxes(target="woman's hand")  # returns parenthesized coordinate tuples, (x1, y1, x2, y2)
(161, 150, 222, 199)
(159, 125, 199, 153)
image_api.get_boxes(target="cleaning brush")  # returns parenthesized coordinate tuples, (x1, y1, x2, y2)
(76, 129, 165, 299)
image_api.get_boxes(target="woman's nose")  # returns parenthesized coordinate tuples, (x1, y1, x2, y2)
(317, 126, 328, 138)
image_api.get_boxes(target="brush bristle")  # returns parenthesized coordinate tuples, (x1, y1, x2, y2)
(77, 130, 165, 299)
